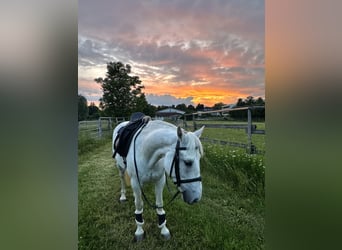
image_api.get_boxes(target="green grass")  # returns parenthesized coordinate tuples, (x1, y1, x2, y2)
(78, 133, 112, 155)
(78, 136, 265, 249)
(195, 121, 265, 153)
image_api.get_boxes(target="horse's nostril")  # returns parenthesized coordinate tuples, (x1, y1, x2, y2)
(184, 160, 193, 166)
(188, 198, 199, 204)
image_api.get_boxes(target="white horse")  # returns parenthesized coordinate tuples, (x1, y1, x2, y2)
(112, 119, 204, 241)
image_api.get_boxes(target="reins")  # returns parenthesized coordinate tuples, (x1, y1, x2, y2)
(132, 123, 201, 209)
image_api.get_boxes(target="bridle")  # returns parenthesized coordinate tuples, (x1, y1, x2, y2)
(169, 140, 202, 188)
(132, 123, 202, 209)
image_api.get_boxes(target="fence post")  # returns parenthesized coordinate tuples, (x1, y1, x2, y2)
(247, 108, 252, 154)
(109, 117, 112, 130)
(193, 114, 197, 131)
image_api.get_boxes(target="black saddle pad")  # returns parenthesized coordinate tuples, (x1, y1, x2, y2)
(114, 113, 147, 158)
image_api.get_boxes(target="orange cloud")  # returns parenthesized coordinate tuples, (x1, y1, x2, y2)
(145, 83, 247, 107)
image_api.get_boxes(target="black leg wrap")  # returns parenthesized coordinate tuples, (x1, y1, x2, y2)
(135, 213, 143, 223)
(158, 213, 166, 226)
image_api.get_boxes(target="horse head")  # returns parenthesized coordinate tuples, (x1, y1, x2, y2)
(174, 126, 204, 204)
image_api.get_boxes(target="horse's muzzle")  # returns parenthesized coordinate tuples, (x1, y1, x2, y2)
(190, 198, 199, 204)
(185, 197, 200, 205)
(182, 190, 201, 204)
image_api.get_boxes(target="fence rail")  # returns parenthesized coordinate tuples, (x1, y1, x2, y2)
(78, 108, 265, 155)
(78, 117, 127, 139)
(184, 106, 265, 154)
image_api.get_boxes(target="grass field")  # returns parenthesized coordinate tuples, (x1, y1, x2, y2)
(78, 125, 265, 249)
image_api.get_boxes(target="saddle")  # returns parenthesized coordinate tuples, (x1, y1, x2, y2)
(113, 112, 150, 159)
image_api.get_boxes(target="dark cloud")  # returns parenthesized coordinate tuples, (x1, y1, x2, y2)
(78, 39, 106, 66)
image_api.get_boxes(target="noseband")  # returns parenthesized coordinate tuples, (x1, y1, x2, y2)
(169, 140, 202, 187)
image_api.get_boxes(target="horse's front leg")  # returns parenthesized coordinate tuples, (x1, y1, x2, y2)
(131, 178, 145, 241)
(155, 175, 171, 240)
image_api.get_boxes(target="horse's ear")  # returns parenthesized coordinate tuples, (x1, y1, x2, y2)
(194, 126, 205, 138)
(177, 126, 183, 140)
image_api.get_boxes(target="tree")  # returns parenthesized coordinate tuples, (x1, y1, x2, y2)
(233, 96, 265, 120)
(176, 103, 187, 112)
(134, 93, 156, 116)
(78, 94, 88, 121)
(255, 97, 265, 106)
(254, 97, 265, 121)
(144, 104, 157, 117)
(88, 102, 100, 120)
(196, 103, 204, 111)
(236, 98, 246, 107)
(95, 62, 146, 117)
(187, 104, 196, 113)
(245, 96, 255, 106)
(213, 102, 225, 110)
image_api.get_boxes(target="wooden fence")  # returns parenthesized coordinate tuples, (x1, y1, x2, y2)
(183, 106, 265, 154)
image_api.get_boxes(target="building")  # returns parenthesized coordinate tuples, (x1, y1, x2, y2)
(155, 108, 185, 120)
(222, 104, 237, 109)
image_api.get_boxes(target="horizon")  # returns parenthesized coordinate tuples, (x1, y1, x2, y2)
(83, 94, 264, 109)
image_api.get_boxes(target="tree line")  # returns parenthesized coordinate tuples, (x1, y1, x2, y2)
(230, 96, 265, 120)
(78, 61, 265, 121)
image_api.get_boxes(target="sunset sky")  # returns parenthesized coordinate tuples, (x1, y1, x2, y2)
(78, 0, 264, 107)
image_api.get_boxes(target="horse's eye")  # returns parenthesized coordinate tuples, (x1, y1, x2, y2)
(184, 160, 193, 167)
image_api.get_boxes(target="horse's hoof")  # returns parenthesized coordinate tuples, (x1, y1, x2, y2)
(119, 198, 127, 203)
(161, 232, 171, 240)
(133, 232, 146, 242)
(119, 194, 127, 202)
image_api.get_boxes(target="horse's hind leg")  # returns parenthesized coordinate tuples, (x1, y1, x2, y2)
(118, 167, 127, 202)
(114, 156, 127, 202)
(155, 175, 171, 240)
